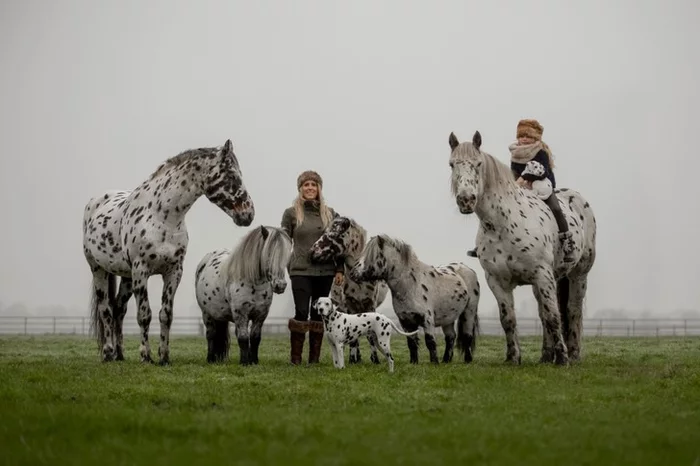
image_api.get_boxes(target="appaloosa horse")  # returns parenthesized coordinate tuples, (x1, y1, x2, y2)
(83, 139, 255, 364)
(195, 225, 292, 365)
(350, 234, 481, 364)
(447, 130, 596, 365)
(308, 215, 389, 364)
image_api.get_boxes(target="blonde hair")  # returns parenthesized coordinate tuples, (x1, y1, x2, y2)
(540, 141, 556, 169)
(293, 185, 333, 228)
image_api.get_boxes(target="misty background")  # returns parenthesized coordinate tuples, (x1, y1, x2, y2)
(1, 0, 698, 325)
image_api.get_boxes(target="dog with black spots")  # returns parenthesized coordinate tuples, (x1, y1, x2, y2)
(313, 297, 418, 372)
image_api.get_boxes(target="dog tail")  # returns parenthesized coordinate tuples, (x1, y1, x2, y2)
(389, 319, 419, 337)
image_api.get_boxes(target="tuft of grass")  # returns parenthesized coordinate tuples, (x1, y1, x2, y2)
(0, 334, 699, 465)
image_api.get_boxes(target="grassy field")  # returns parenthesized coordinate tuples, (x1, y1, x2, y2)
(0, 334, 698, 466)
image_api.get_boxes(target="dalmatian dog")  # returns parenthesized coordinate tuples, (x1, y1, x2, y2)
(522, 160, 553, 200)
(313, 297, 419, 372)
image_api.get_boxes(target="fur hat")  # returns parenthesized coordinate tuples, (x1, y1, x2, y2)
(297, 170, 323, 189)
(516, 119, 544, 141)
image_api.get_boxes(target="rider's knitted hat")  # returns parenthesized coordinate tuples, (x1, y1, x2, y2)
(516, 119, 544, 141)
(297, 170, 323, 189)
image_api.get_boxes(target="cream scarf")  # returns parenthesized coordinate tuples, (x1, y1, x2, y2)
(508, 141, 544, 164)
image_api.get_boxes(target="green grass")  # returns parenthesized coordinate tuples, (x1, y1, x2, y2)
(0, 335, 699, 466)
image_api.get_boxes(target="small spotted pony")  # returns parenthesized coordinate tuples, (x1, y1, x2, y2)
(83, 139, 255, 364)
(194, 225, 293, 365)
(308, 215, 389, 365)
(447, 130, 597, 365)
(349, 234, 481, 365)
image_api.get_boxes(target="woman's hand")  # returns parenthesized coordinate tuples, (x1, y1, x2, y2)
(334, 272, 344, 286)
(516, 177, 532, 189)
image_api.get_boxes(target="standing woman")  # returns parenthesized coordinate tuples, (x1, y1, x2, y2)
(281, 170, 344, 365)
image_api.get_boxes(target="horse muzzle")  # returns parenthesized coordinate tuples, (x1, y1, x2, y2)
(456, 193, 476, 214)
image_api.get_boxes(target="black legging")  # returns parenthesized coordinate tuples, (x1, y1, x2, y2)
(544, 192, 568, 233)
(290, 275, 335, 321)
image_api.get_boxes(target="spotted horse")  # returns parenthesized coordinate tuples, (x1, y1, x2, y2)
(349, 234, 481, 364)
(83, 139, 255, 364)
(194, 225, 293, 365)
(308, 215, 389, 365)
(447, 130, 597, 365)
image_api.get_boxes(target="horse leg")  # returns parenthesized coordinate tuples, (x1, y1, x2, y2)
(485, 273, 520, 364)
(533, 272, 569, 366)
(441, 323, 456, 363)
(397, 315, 420, 364)
(565, 275, 587, 362)
(349, 339, 362, 364)
(157, 264, 183, 366)
(131, 268, 155, 364)
(249, 316, 264, 365)
(532, 285, 555, 363)
(232, 315, 251, 366)
(92, 268, 116, 362)
(423, 322, 440, 364)
(113, 277, 133, 361)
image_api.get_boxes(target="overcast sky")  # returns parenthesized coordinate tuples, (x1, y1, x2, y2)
(1, 0, 698, 322)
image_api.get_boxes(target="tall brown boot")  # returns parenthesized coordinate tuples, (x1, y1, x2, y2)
(308, 320, 324, 364)
(288, 318, 308, 365)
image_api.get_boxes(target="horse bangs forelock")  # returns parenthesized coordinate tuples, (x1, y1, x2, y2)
(261, 227, 293, 278)
(222, 228, 265, 285)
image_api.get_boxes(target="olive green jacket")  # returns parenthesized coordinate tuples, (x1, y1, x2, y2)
(281, 201, 344, 277)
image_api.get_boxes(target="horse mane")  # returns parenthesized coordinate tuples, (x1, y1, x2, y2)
(365, 233, 414, 267)
(481, 151, 518, 195)
(148, 147, 219, 180)
(221, 226, 291, 285)
(345, 217, 367, 254)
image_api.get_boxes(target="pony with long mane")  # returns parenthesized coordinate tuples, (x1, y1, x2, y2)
(447, 130, 597, 365)
(308, 215, 389, 364)
(349, 234, 480, 364)
(194, 225, 292, 365)
(83, 139, 255, 364)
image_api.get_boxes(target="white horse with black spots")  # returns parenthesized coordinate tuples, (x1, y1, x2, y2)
(308, 215, 389, 364)
(349, 234, 481, 365)
(194, 225, 292, 365)
(447, 130, 597, 365)
(313, 297, 418, 372)
(83, 139, 254, 364)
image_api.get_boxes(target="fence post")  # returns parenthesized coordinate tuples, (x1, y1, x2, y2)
(24, 317, 28, 335)
(632, 320, 635, 336)
(82, 318, 85, 335)
(53, 317, 57, 334)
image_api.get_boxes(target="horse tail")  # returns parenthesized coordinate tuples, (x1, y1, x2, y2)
(388, 319, 419, 337)
(557, 276, 570, 340)
(457, 283, 480, 363)
(88, 272, 116, 352)
(208, 320, 231, 363)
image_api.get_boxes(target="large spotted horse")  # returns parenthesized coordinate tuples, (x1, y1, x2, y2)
(194, 225, 293, 365)
(447, 130, 597, 365)
(83, 139, 255, 364)
(308, 215, 389, 364)
(349, 234, 481, 364)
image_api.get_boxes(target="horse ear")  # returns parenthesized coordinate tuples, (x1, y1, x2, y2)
(472, 131, 482, 150)
(449, 132, 460, 151)
(377, 235, 385, 249)
(222, 139, 233, 155)
(260, 225, 269, 240)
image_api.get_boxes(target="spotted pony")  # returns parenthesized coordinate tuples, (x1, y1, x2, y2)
(308, 215, 389, 364)
(83, 139, 254, 364)
(194, 225, 293, 365)
(447, 130, 597, 365)
(349, 234, 481, 364)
